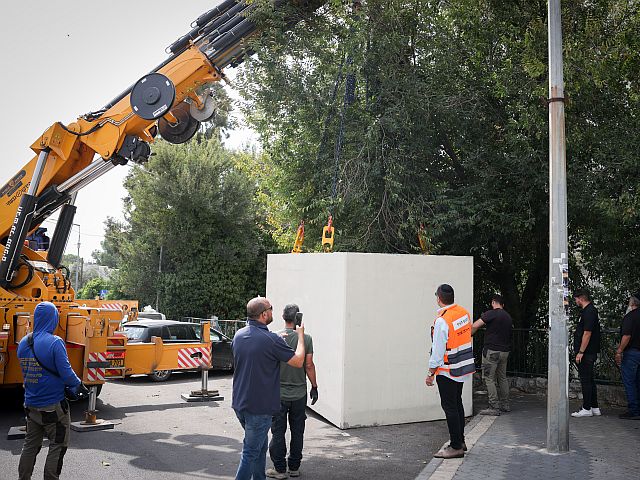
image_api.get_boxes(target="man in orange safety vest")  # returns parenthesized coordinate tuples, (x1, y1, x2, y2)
(426, 284, 475, 459)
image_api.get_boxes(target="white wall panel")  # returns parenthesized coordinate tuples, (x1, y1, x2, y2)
(267, 253, 474, 429)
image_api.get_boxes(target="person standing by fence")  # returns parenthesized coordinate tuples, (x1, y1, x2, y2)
(571, 289, 602, 418)
(472, 294, 513, 415)
(616, 291, 640, 419)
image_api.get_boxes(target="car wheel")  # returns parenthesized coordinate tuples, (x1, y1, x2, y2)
(150, 370, 172, 382)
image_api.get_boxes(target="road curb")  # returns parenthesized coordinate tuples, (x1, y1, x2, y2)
(415, 413, 498, 480)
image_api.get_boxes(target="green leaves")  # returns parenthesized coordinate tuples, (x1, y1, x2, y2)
(96, 138, 273, 319)
(234, 0, 640, 324)
(90, 0, 640, 325)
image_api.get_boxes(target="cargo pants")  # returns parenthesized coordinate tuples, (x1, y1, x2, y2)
(18, 400, 70, 480)
(482, 348, 510, 410)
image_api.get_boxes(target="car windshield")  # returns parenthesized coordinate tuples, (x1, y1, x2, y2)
(123, 326, 147, 341)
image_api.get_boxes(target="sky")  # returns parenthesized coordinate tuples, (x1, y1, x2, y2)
(0, 1, 257, 260)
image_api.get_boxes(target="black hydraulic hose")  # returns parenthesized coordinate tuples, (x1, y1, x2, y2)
(196, 2, 252, 45)
(193, 0, 239, 27)
(198, 12, 249, 51)
(167, 0, 243, 54)
(8, 256, 35, 290)
(202, 19, 257, 64)
(100, 0, 319, 113)
(102, 1, 247, 111)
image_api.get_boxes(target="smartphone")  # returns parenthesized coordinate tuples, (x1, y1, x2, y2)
(295, 312, 303, 326)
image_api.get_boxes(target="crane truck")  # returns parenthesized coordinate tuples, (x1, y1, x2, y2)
(0, 0, 325, 423)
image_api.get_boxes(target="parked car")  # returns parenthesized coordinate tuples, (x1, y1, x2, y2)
(121, 319, 234, 381)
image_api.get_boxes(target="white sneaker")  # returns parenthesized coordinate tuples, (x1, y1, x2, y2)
(591, 407, 602, 416)
(571, 408, 593, 418)
(266, 468, 288, 479)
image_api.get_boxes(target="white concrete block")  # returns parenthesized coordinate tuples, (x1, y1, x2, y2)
(266, 252, 474, 429)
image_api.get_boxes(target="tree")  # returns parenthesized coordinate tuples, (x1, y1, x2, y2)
(112, 137, 273, 319)
(236, 0, 640, 328)
(77, 277, 109, 300)
(91, 218, 126, 268)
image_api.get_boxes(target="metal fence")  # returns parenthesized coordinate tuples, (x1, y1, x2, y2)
(214, 319, 247, 339)
(181, 317, 246, 339)
(473, 327, 622, 385)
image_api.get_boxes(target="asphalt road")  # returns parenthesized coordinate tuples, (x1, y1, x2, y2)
(1, 372, 449, 479)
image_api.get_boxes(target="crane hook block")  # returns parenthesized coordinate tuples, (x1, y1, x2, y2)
(322, 216, 335, 253)
(292, 221, 305, 253)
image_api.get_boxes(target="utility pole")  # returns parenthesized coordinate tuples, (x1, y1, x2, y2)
(546, 0, 570, 453)
(74, 223, 81, 291)
(155, 245, 163, 311)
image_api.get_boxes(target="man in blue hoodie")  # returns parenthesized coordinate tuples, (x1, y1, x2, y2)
(17, 301, 82, 480)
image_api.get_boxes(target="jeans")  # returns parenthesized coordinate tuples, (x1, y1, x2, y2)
(436, 375, 465, 450)
(577, 353, 599, 409)
(234, 409, 273, 480)
(621, 348, 640, 415)
(482, 348, 510, 409)
(269, 396, 307, 473)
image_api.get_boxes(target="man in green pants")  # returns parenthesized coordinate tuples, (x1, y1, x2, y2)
(472, 295, 513, 415)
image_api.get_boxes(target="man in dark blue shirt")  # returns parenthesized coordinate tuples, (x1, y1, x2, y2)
(232, 297, 306, 480)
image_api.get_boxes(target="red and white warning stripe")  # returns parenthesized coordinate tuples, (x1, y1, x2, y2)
(100, 303, 123, 311)
(177, 347, 210, 369)
(86, 351, 106, 381)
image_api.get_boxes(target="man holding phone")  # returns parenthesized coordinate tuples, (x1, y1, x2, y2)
(267, 304, 318, 479)
(232, 297, 306, 480)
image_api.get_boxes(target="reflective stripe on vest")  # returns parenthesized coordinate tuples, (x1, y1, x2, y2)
(433, 304, 475, 378)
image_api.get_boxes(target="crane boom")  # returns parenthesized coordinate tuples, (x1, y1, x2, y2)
(0, 1, 325, 402)
(0, 0, 324, 293)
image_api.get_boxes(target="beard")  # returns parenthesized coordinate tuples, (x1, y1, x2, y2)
(266, 315, 273, 325)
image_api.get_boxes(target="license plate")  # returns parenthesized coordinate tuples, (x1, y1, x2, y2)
(109, 359, 124, 368)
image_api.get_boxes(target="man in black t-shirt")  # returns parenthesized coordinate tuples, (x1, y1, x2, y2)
(571, 289, 602, 418)
(615, 291, 640, 419)
(472, 294, 513, 415)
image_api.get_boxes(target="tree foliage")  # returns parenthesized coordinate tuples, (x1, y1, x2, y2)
(235, 0, 640, 325)
(102, 138, 274, 319)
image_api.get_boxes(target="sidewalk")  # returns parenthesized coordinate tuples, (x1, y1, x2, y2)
(419, 392, 640, 480)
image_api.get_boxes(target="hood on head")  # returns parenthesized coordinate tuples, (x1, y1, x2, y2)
(33, 302, 59, 334)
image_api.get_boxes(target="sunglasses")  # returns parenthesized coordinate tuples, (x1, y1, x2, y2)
(260, 306, 273, 315)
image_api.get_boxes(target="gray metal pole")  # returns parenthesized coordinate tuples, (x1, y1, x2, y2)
(546, 0, 570, 453)
(27, 150, 50, 196)
(75, 224, 81, 291)
(155, 245, 163, 311)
